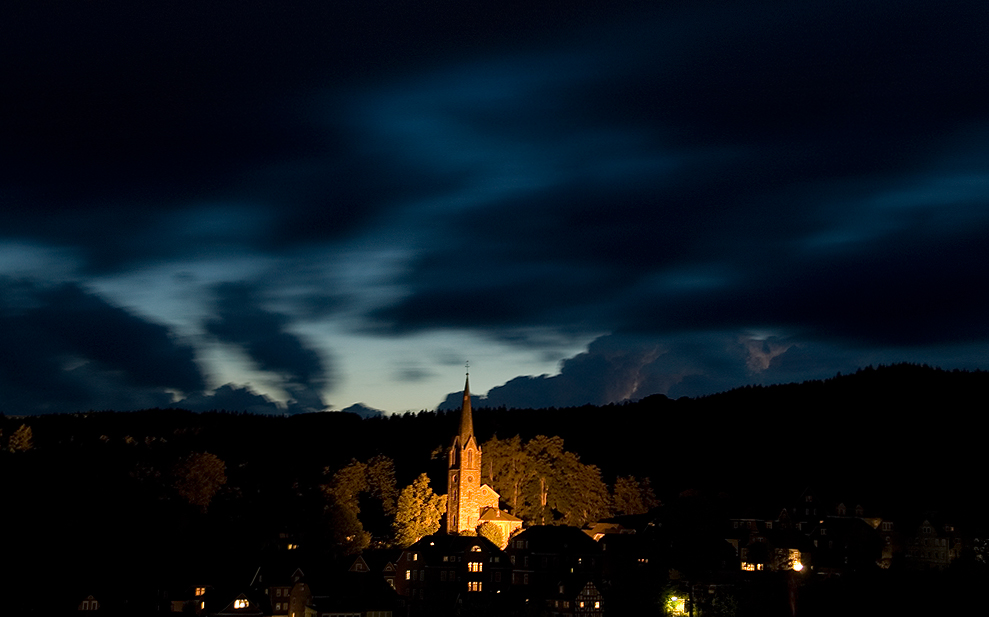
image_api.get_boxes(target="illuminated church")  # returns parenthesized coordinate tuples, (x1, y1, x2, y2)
(446, 374, 522, 541)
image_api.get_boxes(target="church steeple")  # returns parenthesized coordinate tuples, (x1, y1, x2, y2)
(458, 373, 474, 448)
(447, 369, 481, 534)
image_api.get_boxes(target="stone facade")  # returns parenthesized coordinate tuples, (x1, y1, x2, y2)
(447, 375, 483, 534)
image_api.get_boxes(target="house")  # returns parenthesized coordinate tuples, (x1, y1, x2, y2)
(545, 578, 605, 617)
(213, 592, 265, 617)
(506, 525, 602, 604)
(349, 550, 404, 591)
(77, 594, 100, 611)
(308, 571, 398, 617)
(398, 533, 512, 607)
(903, 517, 963, 571)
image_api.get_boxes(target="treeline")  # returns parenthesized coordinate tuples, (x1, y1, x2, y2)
(2, 363, 987, 601)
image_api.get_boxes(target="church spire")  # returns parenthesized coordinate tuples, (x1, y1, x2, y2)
(458, 371, 474, 447)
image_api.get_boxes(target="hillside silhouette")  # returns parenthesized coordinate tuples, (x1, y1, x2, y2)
(2, 363, 985, 607)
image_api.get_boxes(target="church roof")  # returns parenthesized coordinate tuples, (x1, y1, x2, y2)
(479, 507, 522, 522)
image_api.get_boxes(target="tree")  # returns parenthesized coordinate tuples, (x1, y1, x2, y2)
(392, 473, 446, 547)
(9, 424, 33, 452)
(482, 434, 612, 527)
(613, 475, 660, 516)
(323, 459, 372, 554)
(322, 456, 398, 553)
(477, 521, 505, 549)
(172, 452, 227, 512)
(482, 435, 531, 514)
(365, 454, 398, 516)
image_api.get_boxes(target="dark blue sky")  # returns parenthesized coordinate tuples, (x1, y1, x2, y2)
(3, 1, 989, 414)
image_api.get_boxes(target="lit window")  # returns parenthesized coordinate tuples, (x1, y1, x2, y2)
(234, 599, 249, 609)
(287, 543, 298, 550)
(405, 571, 411, 580)
(468, 562, 483, 572)
(579, 601, 585, 608)
(471, 545, 482, 552)
(468, 582, 482, 592)
(595, 601, 601, 609)
(741, 562, 755, 571)
(413, 553, 418, 561)
(195, 587, 206, 596)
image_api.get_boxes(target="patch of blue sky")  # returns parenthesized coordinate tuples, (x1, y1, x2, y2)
(302, 322, 591, 413)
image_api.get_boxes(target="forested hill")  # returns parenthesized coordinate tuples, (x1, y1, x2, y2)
(3, 363, 984, 511)
(2, 363, 985, 603)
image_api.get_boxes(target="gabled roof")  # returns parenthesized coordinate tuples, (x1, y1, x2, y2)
(510, 525, 601, 554)
(215, 592, 265, 616)
(407, 533, 502, 555)
(479, 506, 522, 522)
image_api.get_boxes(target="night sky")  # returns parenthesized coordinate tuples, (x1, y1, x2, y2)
(3, 1, 989, 415)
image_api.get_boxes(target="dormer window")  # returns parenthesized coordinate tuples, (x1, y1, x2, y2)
(234, 599, 250, 609)
(195, 587, 206, 596)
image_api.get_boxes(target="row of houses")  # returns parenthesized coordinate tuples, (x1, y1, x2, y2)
(70, 493, 972, 617)
(727, 489, 965, 575)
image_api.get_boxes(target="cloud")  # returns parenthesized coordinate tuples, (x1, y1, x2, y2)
(204, 283, 331, 412)
(439, 328, 989, 410)
(0, 278, 205, 414)
(176, 384, 287, 415)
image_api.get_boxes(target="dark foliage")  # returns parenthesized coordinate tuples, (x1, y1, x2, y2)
(2, 364, 987, 611)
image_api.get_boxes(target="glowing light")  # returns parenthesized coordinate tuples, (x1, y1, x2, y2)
(793, 562, 804, 571)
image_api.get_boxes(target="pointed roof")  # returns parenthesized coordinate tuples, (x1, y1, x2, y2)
(457, 373, 474, 448)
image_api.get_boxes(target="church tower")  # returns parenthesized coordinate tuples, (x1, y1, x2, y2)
(446, 373, 481, 534)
